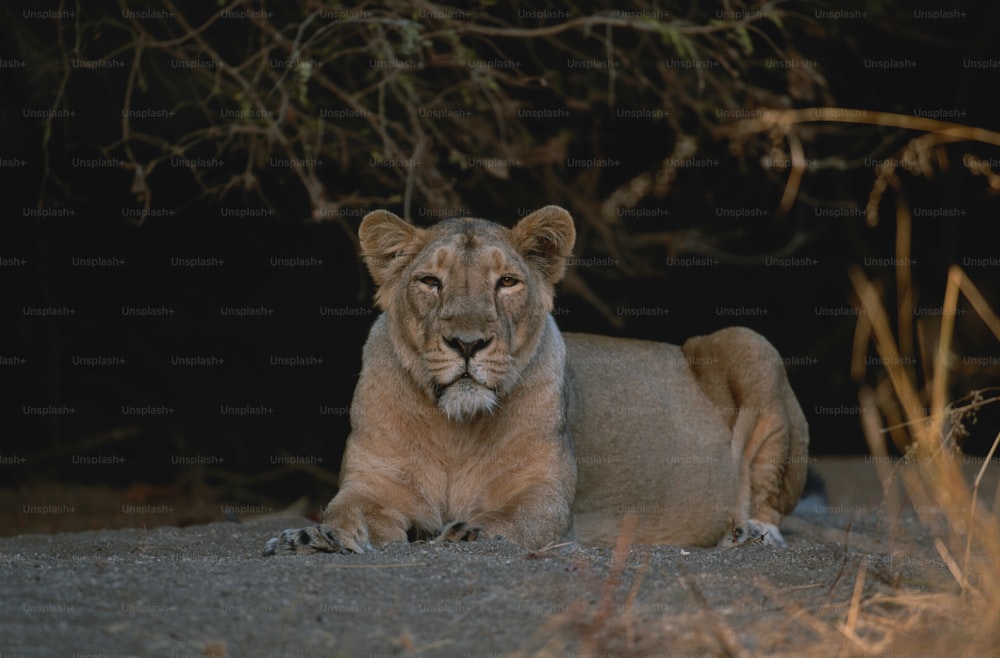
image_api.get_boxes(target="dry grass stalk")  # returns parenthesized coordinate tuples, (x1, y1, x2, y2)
(516, 515, 638, 657)
(755, 577, 866, 655)
(681, 574, 749, 658)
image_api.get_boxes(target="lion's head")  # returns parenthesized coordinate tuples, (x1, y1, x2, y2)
(358, 206, 576, 421)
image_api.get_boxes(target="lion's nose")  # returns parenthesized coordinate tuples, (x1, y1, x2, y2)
(444, 336, 492, 360)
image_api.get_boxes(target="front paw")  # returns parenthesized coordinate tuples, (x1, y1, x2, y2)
(434, 520, 485, 543)
(263, 523, 370, 556)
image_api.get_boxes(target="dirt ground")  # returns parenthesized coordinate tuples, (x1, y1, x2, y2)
(1, 457, 997, 657)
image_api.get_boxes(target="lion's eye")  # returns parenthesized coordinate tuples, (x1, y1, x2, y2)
(497, 276, 519, 289)
(419, 275, 442, 289)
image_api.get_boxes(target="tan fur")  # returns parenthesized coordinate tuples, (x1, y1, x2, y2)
(265, 206, 808, 554)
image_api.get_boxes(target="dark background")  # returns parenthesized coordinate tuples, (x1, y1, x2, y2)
(2, 1, 999, 519)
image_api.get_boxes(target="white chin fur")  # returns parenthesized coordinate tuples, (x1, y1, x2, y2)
(437, 380, 498, 421)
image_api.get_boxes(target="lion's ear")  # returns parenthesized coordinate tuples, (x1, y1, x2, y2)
(511, 205, 576, 285)
(359, 210, 426, 289)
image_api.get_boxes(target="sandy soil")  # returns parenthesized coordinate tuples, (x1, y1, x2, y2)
(0, 458, 995, 657)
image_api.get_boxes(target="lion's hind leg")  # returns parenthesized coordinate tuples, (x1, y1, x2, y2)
(714, 405, 795, 548)
(684, 327, 809, 548)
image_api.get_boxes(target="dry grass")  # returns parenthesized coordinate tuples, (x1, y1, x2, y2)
(749, 109, 1000, 656)
(843, 256, 1000, 656)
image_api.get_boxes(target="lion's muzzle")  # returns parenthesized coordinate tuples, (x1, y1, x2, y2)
(433, 334, 502, 421)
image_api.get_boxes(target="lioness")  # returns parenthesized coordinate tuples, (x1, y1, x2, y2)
(265, 206, 808, 554)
